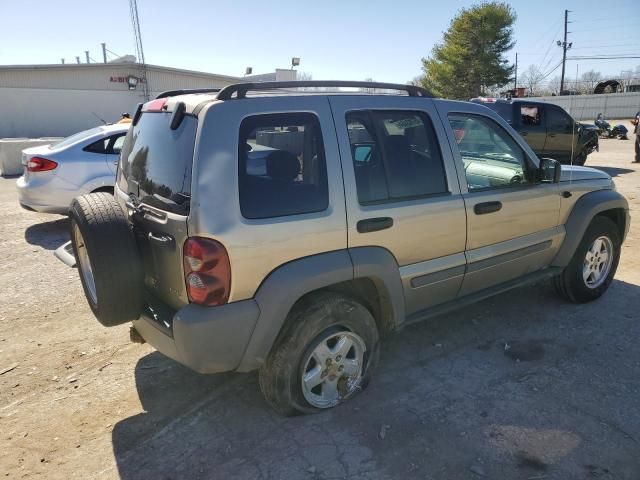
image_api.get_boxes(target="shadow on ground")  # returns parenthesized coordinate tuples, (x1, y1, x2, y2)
(588, 165, 636, 177)
(112, 280, 640, 480)
(24, 217, 69, 250)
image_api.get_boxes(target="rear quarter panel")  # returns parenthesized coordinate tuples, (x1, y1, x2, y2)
(189, 97, 348, 302)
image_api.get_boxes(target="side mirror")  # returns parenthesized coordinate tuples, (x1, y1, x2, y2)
(539, 157, 561, 183)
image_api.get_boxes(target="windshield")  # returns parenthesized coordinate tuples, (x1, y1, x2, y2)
(50, 127, 105, 150)
(118, 112, 197, 215)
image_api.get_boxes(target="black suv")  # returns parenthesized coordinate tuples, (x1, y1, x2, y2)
(471, 98, 599, 165)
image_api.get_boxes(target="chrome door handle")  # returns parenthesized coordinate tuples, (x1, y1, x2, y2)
(148, 232, 175, 248)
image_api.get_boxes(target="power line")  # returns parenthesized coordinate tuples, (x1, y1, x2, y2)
(567, 55, 640, 60)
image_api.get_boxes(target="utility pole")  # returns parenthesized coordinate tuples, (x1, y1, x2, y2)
(129, 0, 150, 100)
(101, 43, 107, 63)
(514, 52, 518, 90)
(558, 9, 572, 94)
(85, 51, 90, 64)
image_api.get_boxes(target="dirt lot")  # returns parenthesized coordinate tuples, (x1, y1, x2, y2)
(1, 129, 639, 480)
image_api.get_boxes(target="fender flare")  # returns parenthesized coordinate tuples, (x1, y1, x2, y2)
(236, 247, 404, 372)
(552, 189, 629, 267)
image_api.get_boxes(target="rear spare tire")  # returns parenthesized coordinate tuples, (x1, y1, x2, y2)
(69, 193, 143, 326)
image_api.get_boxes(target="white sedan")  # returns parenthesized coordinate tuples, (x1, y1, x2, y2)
(16, 124, 129, 214)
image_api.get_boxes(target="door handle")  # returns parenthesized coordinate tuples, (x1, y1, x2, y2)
(148, 232, 175, 248)
(548, 133, 557, 138)
(474, 201, 502, 215)
(519, 131, 528, 136)
(357, 217, 393, 233)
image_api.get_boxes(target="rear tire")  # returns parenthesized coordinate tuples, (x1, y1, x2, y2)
(554, 216, 620, 303)
(69, 193, 144, 326)
(259, 292, 379, 416)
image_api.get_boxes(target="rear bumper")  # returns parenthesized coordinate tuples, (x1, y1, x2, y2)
(16, 174, 76, 214)
(133, 299, 260, 374)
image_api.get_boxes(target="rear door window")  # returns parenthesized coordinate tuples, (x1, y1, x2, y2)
(487, 102, 514, 124)
(346, 110, 448, 204)
(239, 112, 329, 219)
(118, 113, 197, 215)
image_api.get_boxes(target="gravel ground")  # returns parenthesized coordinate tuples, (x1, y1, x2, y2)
(1, 128, 639, 480)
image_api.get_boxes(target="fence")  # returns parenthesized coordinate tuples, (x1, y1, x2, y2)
(527, 92, 640, 121)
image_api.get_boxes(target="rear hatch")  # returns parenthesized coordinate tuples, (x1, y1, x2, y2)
(117, 101, 198, 312)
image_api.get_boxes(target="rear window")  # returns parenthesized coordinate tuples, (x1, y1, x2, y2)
(481, 102, 513, 124)
(118, 112, 197, 215)
(50, 127, 104, 150)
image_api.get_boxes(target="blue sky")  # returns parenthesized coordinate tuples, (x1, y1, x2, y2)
(1, 0, 638, 84)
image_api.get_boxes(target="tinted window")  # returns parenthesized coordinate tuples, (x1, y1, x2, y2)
(346, 110, 447, 204)
(547, 107, 573, 132)
(84, 138, 107, 154)
(484, 102, 514, 123)
(239, 113, 328, 219)
(84, 133, 127, 155)
(448, 113, 530, 191)
(118, 112, 197, 215)
(520, 105, 541, 126)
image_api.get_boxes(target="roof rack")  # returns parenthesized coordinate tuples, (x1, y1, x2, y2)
(155, 88, 221, 99)
(216, 81, 432, 100)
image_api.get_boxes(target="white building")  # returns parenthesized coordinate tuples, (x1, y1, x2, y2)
(0, 63, 296, 138)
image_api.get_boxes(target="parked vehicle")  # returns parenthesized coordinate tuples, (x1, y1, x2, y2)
(60, 82, 629, 415)
(16, 124, 129, 214)
(471, 97, 599, 165)
(595, 114, 629, 140)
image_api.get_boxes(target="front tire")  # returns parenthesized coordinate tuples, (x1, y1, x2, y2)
(259, 292, 380, 416)
(554, 216, 621, 303)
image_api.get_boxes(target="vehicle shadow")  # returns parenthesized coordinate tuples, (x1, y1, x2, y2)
(588, 165, 635, 177)
(24, 217, 69, 250)
(111, 279, 640, 480)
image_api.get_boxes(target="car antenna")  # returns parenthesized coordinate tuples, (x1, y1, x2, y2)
(92, 112, 108, 125)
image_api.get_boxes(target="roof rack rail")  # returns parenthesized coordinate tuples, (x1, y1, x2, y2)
(216, 81, 432, 100)
(155, 88, 221, 99)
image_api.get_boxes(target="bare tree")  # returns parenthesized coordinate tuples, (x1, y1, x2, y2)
(520, 65, 545, 96)
(579, 70, 603, 94)
(547, 75, 562, 95)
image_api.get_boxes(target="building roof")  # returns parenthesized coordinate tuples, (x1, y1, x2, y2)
(0, 62, 241, 82)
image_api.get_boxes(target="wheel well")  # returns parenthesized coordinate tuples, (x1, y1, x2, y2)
(286, 278, 395, 338)
(595, 208, 626, 240)
(91, 186, 114, 195)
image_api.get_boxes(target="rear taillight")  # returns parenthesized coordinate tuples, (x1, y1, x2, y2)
(183, 237, 231, 306)
(27, 157, 58, 172)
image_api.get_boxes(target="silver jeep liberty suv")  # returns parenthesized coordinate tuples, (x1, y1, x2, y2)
(63, 81, 629, 415)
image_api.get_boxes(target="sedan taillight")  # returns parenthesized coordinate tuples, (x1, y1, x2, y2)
(27, 157, 58, 172)
(183, 237, 231, 306)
